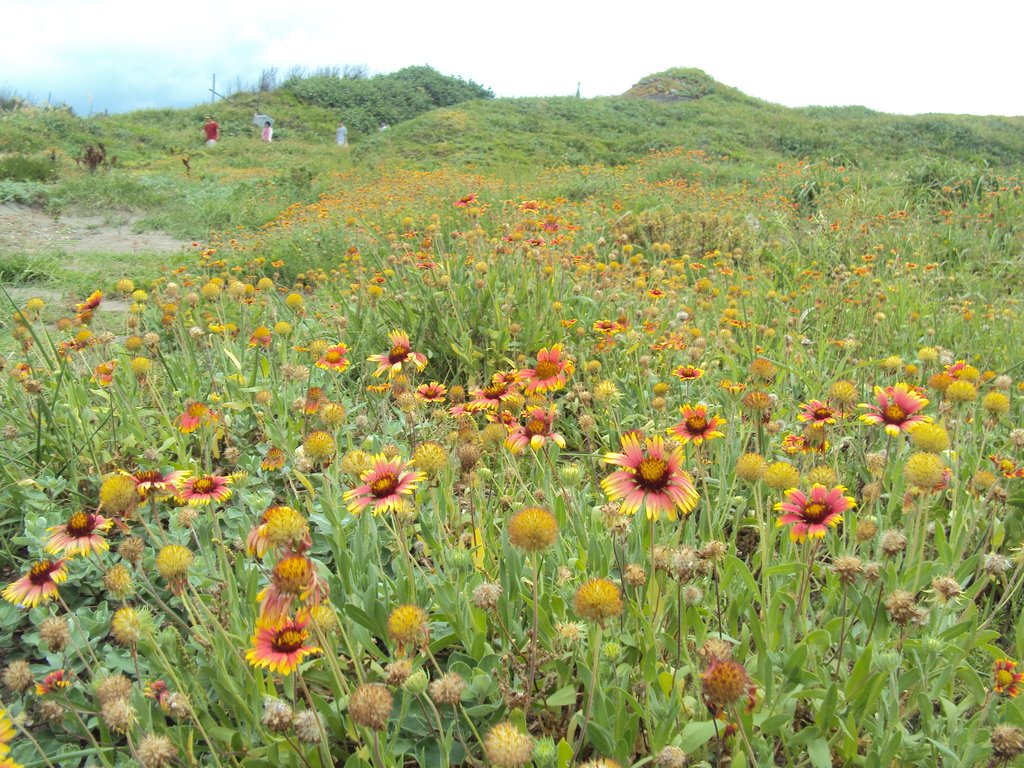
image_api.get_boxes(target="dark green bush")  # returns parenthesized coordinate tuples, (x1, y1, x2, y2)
(283, 65, 493, 133)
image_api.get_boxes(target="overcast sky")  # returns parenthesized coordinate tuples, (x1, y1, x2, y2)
(4, 0, 1022, 117)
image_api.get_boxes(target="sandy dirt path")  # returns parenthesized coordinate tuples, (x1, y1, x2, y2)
(0, 203, 189, 256)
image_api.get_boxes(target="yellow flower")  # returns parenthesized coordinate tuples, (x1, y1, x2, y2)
(508, 507, 559, 553)
(574, 578, 623, 624)
(386, 605, 428, 649)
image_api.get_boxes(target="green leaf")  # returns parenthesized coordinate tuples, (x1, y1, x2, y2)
(546, 684, 579, 707)
(807, 737, 832, 768)
(845, 644, 873, 700)
(756, 713, 791, 733)
(815, 683, 838, 728)
(679, 720, 720, 752)
(724, 555, 760, 602)
(556, 738, 574, 768)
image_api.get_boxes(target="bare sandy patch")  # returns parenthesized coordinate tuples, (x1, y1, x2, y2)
(0, 203, 189, 255)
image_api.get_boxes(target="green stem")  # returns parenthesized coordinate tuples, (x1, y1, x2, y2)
(572, 623, 603, 762)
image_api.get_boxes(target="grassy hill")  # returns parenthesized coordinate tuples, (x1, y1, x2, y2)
(2, 67, 1022, 175)
(1, 65, 1021, 287)
(353, 69, 1024, 170)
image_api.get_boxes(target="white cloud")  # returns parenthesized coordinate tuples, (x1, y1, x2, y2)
(3, 0, 1022, 115)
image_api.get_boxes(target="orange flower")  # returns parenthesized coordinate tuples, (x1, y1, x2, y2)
(414, 382, 447, 402)
(601, 433, 699, 520)
(368, 330, 427, 378)
(246, 615, 321, 675)
(249, 325, 273, 348)
(521, 344, 574, 395)
(177, 401, 218, 434)
(315, 343, 350, 372)
(91, 360, 116, 386)
(505, 406, 566, 454)
(859, 383, 929, 437)
(994, 659, 1024, 697)
(666, 404, 726, 445)
(45, 512, 113, 557)
(3, 559, 68, 607)
(344, 455, 426, 515)
(671, 365, 704, 382)
(775, 484, 854, 542)
(178, 473, 233, 505)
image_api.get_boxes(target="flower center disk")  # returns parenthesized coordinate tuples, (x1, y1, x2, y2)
(534, 361, 559, 380)
(884, 404, 906, 422)
(686, 416, 708, 432)
(803, 501, 829, 522)
(370, 473, 399, 497)
(272, 629, 308, 653)
(526, 418, 547, 436)
(636, 457, 669, 490)
(66, 512, 92, 536)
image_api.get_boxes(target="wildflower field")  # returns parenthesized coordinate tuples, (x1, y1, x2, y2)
(3, 99, 1024, 768)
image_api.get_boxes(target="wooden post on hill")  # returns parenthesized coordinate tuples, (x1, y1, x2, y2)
(209, 75, 226, 105)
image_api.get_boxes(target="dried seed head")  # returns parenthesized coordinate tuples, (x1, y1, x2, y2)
(699, 637, 734, 662)
(992, 724, 1024, 761)
(385, 660, 413, 688)
(95, 674, 132, 707)
(623, 563, 647, 587)
(880, 530, 908, 557)
(428, 672, 466, 706)
(885, 590, 923, 627)
(483, 720, 535, 768)
(2, 659, 34, 694)
(348, 684, 392, 731)
(100, 696, 137, 734)
(831, 555, 863, 585)
(983, 554, 1012, 578)
(930, 576, 963, 604)
(654, 745, 688, 768)
(39, 616, 71, 653)
(471, 581, 503, 611)
(118, 536, 145, 565)
(261, 697, 294, 733)
(856, 516, 879, 542)
(293, 709, 324, 744)
(137, 734, 177, 768)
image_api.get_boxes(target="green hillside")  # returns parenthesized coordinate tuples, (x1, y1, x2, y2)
(353, 68, 1024, 170)
(2, 67, 1022, 175)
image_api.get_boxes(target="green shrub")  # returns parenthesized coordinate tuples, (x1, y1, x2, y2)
(0, 155, 58, 182)
(284, 65, 493, 133)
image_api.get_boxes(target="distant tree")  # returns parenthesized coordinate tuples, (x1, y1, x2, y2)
(343, 64, 370, 80)
(258, 68, 279, 92)
(314, 65, 343, 78)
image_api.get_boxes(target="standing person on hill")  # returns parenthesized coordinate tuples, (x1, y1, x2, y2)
(262, 120, 273, 143)
(204, 117, 219, 146)
(336, 121, 347, 146)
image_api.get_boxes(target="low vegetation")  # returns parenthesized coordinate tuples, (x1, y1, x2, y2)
(1, 68, 1023, 768)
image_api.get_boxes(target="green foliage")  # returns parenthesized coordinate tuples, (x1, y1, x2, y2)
(284, 65, 493, 134)
(0, 251, 59, 284)
(0, 155, 58, 182)
(2, 102, 1024, 768)
(624, 66, 721, 101)
(0, 179, 49, 204)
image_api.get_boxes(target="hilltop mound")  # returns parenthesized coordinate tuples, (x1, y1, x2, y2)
(623, 67, 719, 102)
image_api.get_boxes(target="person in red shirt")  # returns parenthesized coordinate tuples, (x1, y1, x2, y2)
(204, 117, 219, 146)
